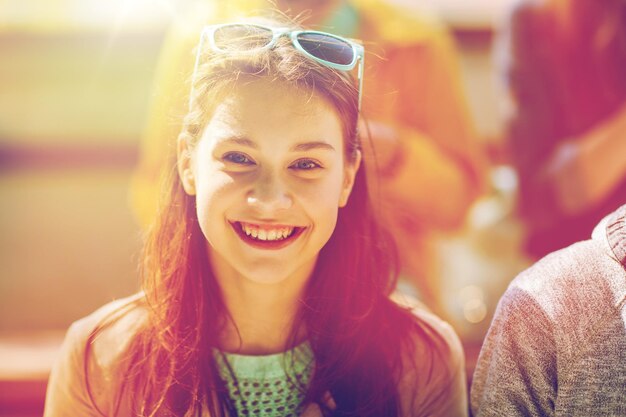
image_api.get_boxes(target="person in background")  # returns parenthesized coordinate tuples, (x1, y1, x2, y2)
(131, 0, 486, 315)
(471, 202, 626, 416)
(496, 0, 626, 259)
(44, 17, 468, 416)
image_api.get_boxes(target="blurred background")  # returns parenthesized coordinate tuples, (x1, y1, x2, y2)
(0, 0, 578, 414)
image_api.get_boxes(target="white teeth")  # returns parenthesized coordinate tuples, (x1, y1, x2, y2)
(239, 223, 295, 242)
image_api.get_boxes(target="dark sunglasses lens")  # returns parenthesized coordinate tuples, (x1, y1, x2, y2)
(296, 33, 354, 65)
(213, 25, 273, 51)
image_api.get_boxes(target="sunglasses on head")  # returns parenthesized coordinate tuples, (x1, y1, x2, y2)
(190, 23, 365, 110)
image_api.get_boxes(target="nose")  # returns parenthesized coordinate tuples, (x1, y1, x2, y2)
(246, 171, 293, 213)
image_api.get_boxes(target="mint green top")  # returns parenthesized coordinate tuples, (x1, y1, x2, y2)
(213, 343, 314, 417)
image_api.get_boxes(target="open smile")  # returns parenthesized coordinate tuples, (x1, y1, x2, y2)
(230, 221, 306, 250)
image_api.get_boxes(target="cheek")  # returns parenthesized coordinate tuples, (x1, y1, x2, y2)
(296, 169, 345, 204)
(194, 169, 239, 231)
(296, 172, 345, 227)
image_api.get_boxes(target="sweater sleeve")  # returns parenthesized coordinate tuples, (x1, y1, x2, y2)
(470, 286, 557, 417)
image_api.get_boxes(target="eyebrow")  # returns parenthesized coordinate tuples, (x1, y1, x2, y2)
(219, 137, 336, 152)
(219, 137, 258, 148)
(291, 141, 336, 152)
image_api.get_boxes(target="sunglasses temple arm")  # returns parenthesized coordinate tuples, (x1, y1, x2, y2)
(357, 54, 364, 112)
(189, 28, 207, 110)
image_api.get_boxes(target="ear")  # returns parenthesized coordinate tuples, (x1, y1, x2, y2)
(177, 135, 196, 195)
(339, 150, 361, 208)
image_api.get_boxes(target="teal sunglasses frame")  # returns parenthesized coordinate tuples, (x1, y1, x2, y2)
(190, 23, 365, 110)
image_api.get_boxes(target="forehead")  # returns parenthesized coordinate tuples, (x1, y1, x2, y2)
(202, 78, 345, 148)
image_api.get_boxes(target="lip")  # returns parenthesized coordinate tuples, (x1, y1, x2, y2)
(229, 221, 306, 250)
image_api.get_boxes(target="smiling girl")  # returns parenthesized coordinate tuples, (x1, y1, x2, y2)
(44, 18, 467, 417)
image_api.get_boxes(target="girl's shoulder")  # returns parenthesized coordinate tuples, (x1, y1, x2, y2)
(71, 292, 148, 359)
(390, 290, 463, 359)
(71, 292, 147, 329)
(389, 291, 468, 417)
(44, 293, 148, 416)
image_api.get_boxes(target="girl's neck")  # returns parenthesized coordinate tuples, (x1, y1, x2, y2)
(218, 280, 308, 355)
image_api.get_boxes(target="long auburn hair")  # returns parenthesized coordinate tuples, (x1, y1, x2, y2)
(86, 16, 449, 417)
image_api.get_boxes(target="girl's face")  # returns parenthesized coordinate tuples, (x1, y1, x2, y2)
(179, 78, 360, 286)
